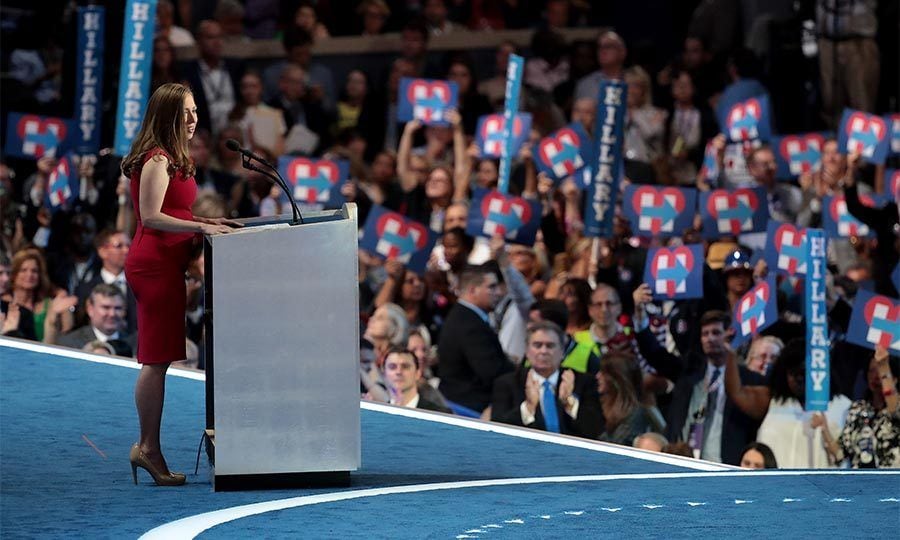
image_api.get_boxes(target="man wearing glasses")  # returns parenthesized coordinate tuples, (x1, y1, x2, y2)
(74, 229, 136, 335)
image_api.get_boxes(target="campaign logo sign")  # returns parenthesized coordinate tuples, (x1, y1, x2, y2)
(44, 154, 79, 212)
(533, 123, 591, 182)
(698, 139, 719, 186)
(643, 244, 704, 300)
(764, 221, 807, 276)
(732, 276, 778, 347)
(773, 132, 829, 179)
(838, 109, 889, 164)
(888, 114, 900, 156)
(621, 185, 696, 238)
(846, 289, 900, 354)
(699, 187, 768, 238)
(884, 169, 900, 201)
(4, 113, 72, 159)
(475, 113, 532, 159)
(821, 194, 888, 239)
(397, 77, 458, 125)
(359, 205, 436, 275)
(465, 187, 542, 245)
(278, 156, 348, 209)
(720, 95, 772, 144)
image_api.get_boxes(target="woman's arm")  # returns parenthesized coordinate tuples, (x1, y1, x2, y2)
(42, 292, 77, 344)
(449, 110, 470, 202)
(396, 120, 421, 193)
(139, 155, 230, 235)
(723, 349, 771, 420)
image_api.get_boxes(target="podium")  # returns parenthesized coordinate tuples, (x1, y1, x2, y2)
(202, 204, 360, 491)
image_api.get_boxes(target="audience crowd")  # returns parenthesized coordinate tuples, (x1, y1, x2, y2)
(2, 0, 898, 469)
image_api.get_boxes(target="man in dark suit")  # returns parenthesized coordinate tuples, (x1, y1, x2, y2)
(384, 347, 451, 413)
(438, 264, 512, 414)
(57, 284, 135, 357)
(492, 321, 602, 439)
(179, 20, 243, 136)
(73, 229, 137, 335)
(632, 299, 765, 465)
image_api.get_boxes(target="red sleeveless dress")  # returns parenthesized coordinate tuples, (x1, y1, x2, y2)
(125, 148, 199, 364)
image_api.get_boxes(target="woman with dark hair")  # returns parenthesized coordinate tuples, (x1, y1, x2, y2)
(150, 36, 180, 93)
(815, 346, 900, 468)
(332, 70, 370, 137)
(596, 352, 656, 445)
(724, 338, 851, 468)
(375, 260, 442, 342)
(446, 54, 492, 136)
(121, 83, 240, 486)
(739, 442, 778, 469)
(558, 278, 592, 335)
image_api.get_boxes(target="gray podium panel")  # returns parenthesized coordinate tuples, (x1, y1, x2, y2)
(205, 205, 360, 486)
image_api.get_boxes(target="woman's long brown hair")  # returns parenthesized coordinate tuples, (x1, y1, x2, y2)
(121, 83, 196, 180)
(599, 352, 644, 431)
(10, 248, 55, 304)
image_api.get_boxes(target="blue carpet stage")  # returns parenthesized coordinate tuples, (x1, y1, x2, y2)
(1, 339, 898, 539)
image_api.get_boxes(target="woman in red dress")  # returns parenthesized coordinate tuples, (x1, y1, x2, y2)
(122, 83, 239, 486)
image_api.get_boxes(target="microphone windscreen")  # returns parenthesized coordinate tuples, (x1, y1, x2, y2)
(225, 139, 241, 152)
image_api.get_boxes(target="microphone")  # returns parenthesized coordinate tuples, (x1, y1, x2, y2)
(225, 139, 274, 168)
(225, 139, 303, 225)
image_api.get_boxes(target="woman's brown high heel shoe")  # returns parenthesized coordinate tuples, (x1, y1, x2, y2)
(130, 444, 186, 486)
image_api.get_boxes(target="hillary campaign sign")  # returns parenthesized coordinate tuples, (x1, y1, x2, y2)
(821, 194, 888, 239)
(277, 156, 348, 209)
(888, 114, 900, 156)
(732, 276, 778, 347)
(804, 229, 829, 411)
(584, 80, 627, 238)
(44, 154, 79, 212)
(698, 139, 720, 186)
(764, 221, 807, 277)
(359, 205, 436, 275)
(621, 185, 696, 238)
(699, 187, 769, 238)
(884, 169, 900, 201)
(772, 132, 829, 180)
(4, 113, 73, 159)
(497, 53, 524, 194)
(74, 5, 105, 154)
(397, 78, 458, 126)
(465, 187, 542, 245)
(533, 123, 591, 182)
(475, 113, 532, 159)
(838, 109, 889, 165)
(719, 95, 772, 144)
(113, 0, 157, 156)
(643, 244, 704, 300)
(846, 289, 900, 354)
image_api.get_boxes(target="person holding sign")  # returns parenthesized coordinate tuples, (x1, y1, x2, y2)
(814, 347, 900, 468)
(121, 83, 240, 486)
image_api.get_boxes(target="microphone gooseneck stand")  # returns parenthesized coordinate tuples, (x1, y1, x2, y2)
(238, 155, 304, 225)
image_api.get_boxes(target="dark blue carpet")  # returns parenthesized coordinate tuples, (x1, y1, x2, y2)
(1, 343, 897, 539)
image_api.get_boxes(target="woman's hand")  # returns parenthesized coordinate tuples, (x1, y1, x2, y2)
(50, 294, 78, 317)
(196, 216, 243, 228)
(1, 303, 21, 334)
(199, 222, 235, 235)
(384, 259, 405, 282)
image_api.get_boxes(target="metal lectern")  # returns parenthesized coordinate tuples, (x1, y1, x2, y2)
(203, 204, 360, 491)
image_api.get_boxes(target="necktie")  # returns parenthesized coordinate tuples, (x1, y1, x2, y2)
(703, 367, 722, 440)
(542, 380, 560, 433)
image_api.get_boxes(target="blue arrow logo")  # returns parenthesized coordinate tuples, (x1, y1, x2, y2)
(24, 130, 60, 152)
(642, 197, 678, 225)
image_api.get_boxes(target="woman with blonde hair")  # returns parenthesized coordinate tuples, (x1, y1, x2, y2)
(121, 83, 240, 486)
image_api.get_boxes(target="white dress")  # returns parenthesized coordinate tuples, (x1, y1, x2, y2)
(757, 395, 852, 468)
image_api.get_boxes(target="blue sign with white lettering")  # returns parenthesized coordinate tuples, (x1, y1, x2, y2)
(584, 80, 627, 238)
(113, 0, 157, 156)
(75, 6, 105, 154)
(804, 229, 830, 411)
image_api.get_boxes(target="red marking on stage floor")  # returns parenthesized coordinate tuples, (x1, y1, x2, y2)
(82, 434, 107, 459)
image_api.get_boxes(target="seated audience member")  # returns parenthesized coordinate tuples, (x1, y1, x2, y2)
(739, 442, 778, 469)
(5, 248, 76, 344)
(438, 264, 513, 415)
(662, 441, 694, 458)
(356, 0, 390, 36)
(180, 20, 243, 136)
(384, 347, 452, 413)
(815, 347, 899, 469)
(597, 352, 659, 445)
(633, 432, 669, 453)
(635, 308, 766, 465)
(361, 302, 410, 401)
(229, 71, 286, 158)
(491, 322, 601, 438)
(73, 229, 137, 335)
(724, 339, 851, 468)
(58, 284, 134, 357)
(291, 1, 331, 41)
(528, 298, 600, 374)
(1, 252, 37, 340)
(262, 27, 335, 114)
(83, 340, 116, 356)
(574, 31, 626, 101)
